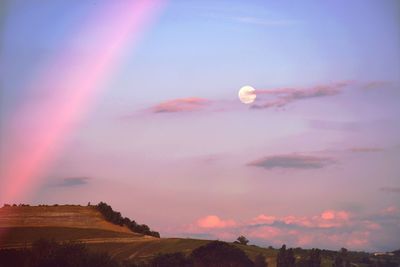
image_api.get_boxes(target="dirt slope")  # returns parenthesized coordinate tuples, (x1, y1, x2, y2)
(0, 205, 154, 249)
(0, 205, 132, 233)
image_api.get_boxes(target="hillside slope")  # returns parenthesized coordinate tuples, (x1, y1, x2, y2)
(0, 205, 133, 232)
(0, 205, 152, 249)
(0, 205, 277, 265)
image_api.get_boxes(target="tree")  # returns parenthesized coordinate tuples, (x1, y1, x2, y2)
(95, 202, 160, 238)
(296, 249, 321, 267)
(277, 245, 287, 267)
(277, 245, 295, 267)
(309, 249, 321, 267)
(191, 241, 254, 267)
(237, 235, 250, 245)
(333, 248, 351, 267)
(286, 248, 295, 267)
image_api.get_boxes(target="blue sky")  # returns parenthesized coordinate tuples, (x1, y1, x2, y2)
(1, 0, 399, 251)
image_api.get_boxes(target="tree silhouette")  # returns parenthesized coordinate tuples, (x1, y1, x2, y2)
(95, 202, 160, 238)
(333, 248, 351, 267)
(277, 245, 295, 267)
(191, 241, 254, 267)
(236, 235, 250, 245)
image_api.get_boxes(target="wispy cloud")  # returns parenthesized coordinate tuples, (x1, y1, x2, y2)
(136, 80, 389, 116)
(151, 97, 211, 113)
(362, 81, 392, 90)
(251, 81, 351, 110)
(54, 177, 90, 187)
(247, 154, 335, 170)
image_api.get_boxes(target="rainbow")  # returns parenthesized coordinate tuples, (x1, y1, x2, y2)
(0, 0, 165, 205)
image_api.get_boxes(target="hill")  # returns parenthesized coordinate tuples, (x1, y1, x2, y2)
(1, 204, 398, 267)
(0, 204, 133, 232)
(0, 204, 154, 250)
(0, 204, 275, 265)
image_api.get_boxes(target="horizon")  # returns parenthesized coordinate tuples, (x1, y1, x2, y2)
(0, 0, 399, 252)
(1, 202, 398, 254)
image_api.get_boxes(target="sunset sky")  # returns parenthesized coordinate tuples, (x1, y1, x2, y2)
(1, 0, 399, 252)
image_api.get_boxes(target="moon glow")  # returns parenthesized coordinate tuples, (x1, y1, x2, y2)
(238, 85, 256, 104)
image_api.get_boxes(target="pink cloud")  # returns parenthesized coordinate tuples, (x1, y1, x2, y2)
(247, 154, 335, 170)
(246, 226, 282, 239)
(297, 235, 314, 246)
(276, 210, 350, 229)
(251, 214, 276, 225)
(197, 215, 236, 229)
(152, 97, 211, 113)
(345, 231, 370, 248)
(251, 81, 352, 109)
(364, 221, 381, 230)
(171, 208, 397, 251)
(321, 211, 336, 220)
(314, 210, 350, 228)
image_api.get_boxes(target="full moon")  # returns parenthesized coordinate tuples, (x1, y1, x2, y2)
(238, 85, 256, 104)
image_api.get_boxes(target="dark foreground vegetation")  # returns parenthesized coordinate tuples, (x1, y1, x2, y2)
(1, 239, 399, 267)
(0, 239, 260, 267)
(1, 203, 399, 267)
(94, 202, 160, 238)
(0, 239, 117, 267)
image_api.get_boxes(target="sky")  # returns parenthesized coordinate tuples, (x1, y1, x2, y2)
(1, 0, 400, 252)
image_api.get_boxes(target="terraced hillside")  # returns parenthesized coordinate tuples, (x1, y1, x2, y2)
(0, 205, 151, 249)
(0, 205, 133, 232)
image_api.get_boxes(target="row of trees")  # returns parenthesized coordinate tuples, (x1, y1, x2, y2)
(95, 202, 160, 238)
(276, 245, 399, 267)
(2, 204, 31, 207)
(293, 248, 321, 267)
